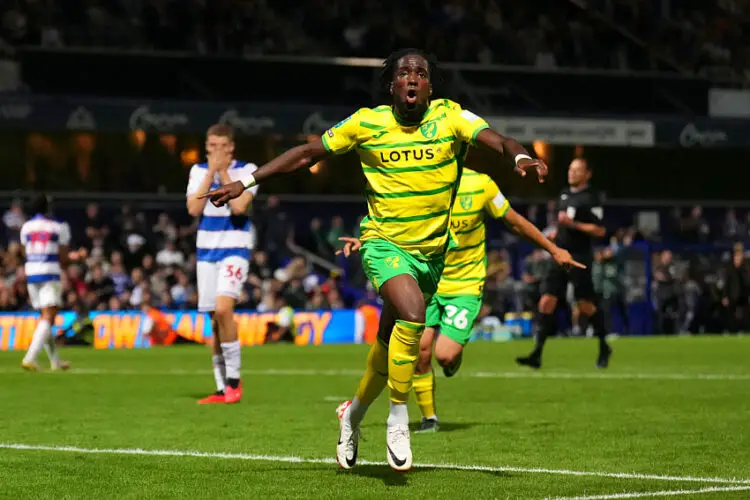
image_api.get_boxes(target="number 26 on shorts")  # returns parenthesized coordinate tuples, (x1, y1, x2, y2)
(444, 305, 469, 329)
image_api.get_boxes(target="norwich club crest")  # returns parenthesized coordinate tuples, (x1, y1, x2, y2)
(420, 121, 437, 139)
(460, 196, 473, 210)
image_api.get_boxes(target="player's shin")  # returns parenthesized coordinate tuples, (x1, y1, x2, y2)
(215, 300, 241, 389)
(349, 338, 389, 426)
(44, 332, 60, 366)
(531, 311, 555, 358)
(23, 318, 51, 366)
(212, 354, 227, 393)
(588, 306, 609, 347)
(387, 320, 425, 426)
(412, 371, 436, 420)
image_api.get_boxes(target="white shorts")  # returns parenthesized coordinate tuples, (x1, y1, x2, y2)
(27, 281, 63, 310)
(197, 257, 249, 312)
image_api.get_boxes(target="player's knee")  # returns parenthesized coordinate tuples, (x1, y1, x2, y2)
(41, 307, 57, 322)
(398, 309, 425, 324)
(213, 302, 235, 325)
(538, 295, 557, 314)
(578, 300, 596, 316)
(435, 350, 459, 368)
(434, 339, 462, 368)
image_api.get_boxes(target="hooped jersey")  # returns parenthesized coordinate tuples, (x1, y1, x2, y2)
(438, 169, 510, 296)
(322, 99, 489, 260)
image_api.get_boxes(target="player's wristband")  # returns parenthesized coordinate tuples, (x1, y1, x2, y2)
(241, 173, 257, 189)
(514, 154, 532, 165)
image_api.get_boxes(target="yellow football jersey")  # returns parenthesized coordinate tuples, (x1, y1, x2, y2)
(322, 100, 489, 260)
(438, 169, 510, 296)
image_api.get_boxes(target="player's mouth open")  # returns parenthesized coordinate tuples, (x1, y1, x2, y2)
(406, 89, 418, 106)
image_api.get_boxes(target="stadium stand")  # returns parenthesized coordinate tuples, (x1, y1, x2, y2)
(1, 0, 747, 79)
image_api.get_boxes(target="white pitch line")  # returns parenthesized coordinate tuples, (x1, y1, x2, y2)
(1, 443, 749, 486)
(323, 396, 349, 402)
(1, 367, 749, 381)
(547, 485, 750, 499)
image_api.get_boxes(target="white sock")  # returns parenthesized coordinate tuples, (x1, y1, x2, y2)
(44, 334, 60, 367)
(23, 319, 51, 365)
(220, 341, 241, 380)
(386, 402, 409, 427)
(348, 396, 369, 427)
(212, 354, 226, 392)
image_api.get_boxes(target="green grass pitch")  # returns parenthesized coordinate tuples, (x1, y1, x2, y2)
(1, 336, 749, 499)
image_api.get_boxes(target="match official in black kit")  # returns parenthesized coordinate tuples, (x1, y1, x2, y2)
(517, 158, 612, 369)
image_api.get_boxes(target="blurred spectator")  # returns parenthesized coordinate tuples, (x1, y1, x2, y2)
(156, 239, 185, 267)
(2, 199, 26, 244)
(282, 278, 308, 309)
(653, 250, 679, 334)
(255, 196, 291, 267)
(593, 244, 630, 334)
(722, 208, 744, 243)
(681, 205, 710, 243)
(248, 251, 273, 288)
(88, 264, 115, 305)
(721, 250, 750, 332)
(82, 203, 109, 250)
(299, 217, 333, 260)
(327, 216, 346, 253)
(129, 267, 148, 308)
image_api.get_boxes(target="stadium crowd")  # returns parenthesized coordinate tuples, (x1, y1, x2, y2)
(0, 196, 374, 316)
(1, 0, 746, 77)
(0, 194, 748, 335)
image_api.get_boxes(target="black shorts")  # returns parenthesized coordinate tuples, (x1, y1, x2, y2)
(540, 262, 596, 302)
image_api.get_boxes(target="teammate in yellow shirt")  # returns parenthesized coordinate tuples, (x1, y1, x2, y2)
(201, 48, 579, 472)
(411, 169, 571, 432)
(337, 168, 580, 433)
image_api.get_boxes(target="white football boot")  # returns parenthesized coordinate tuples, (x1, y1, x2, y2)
(386, 423, 413, 471)
(335, 401, 360, 469)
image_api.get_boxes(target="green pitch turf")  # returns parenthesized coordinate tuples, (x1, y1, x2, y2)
(1, 336, 749, 499)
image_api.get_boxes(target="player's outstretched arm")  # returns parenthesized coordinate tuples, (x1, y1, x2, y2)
(200, 139, 331, 206)
(475, 129, 548, 183)
(504, 207, 585, 269)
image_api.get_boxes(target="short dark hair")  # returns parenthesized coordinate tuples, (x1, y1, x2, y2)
(206, 124, 234, 141)
(29, 193, 49, 216)
(380, 48, 440, 96)
(574, 157, 593, 174)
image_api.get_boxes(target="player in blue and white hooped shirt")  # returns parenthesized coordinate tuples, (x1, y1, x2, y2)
(20, 194, 85, 371)
(186, 124, 258, 404)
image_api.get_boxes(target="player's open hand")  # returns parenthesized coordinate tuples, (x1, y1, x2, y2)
(514, 157, 548, 183)
(336, 237, 362, 257)
(551, 248, 586, 271)
(198, 180, 245, 207)
(514, 158, 549, 182)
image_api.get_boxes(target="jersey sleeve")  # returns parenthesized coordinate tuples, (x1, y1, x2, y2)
(58, 222, 71, 246)
(483, 178, 510, 219)
(186, 165, 204, 197)
(233, 163, 260, 196)
(321, 109, 365, 154)
(448, 108, 490, 145)
(590, 191, 605, 221)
